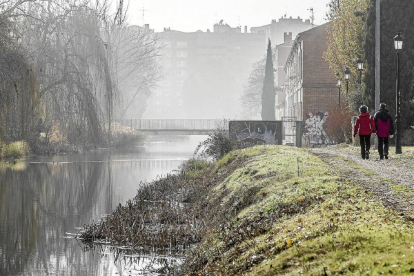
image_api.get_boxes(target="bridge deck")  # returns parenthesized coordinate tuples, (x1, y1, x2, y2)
(119, 119, 228, 135)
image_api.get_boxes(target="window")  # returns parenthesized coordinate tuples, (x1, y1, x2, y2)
(176, 80, 184, 87)
(178, 70, 187, 77)
(164, 89, 171, 96)
(177, 100, 184, 106)
(177, 41, 187, 48)
(177, 60, 187, 67)
(176, 50, 188, 57)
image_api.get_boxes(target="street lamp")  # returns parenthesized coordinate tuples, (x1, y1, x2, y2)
(344, 67, 350, 99)
(394, 32, 404, 154)
(336, 73, 341, 107)
(356, 56, 364, 84)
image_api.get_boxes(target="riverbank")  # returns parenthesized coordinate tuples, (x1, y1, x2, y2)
(0, 123, 144, 160)
(80, 145, 414, 275)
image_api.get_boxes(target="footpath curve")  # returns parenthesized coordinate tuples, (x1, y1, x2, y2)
(309, 145, 414, 220)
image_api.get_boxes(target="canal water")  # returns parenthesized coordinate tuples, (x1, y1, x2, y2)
(0, 135, 206, 276)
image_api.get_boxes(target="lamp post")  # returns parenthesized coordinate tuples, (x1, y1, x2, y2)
(344, 67, 350, 100)
(337, 78, 341, 106)
(356, 56, 364, 84)
(394, 32, 404, 154)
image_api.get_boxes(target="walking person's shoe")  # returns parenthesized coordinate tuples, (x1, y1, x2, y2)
(384, 154, 388, 159)
(365, 151, 370, 160)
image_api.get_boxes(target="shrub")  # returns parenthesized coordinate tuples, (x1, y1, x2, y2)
(1, 141, 30, 159)
(110, 122, 144, 148)
(325, 105, 356, 144)
(179, 158, 210, 172)
(194, 128, 234, 160)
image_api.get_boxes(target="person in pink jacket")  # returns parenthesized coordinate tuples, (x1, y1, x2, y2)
(353, 105, 376, 160)
(374, 103, 394, 160)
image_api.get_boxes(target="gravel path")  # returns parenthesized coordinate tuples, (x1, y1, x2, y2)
(308, 145, 414, 220)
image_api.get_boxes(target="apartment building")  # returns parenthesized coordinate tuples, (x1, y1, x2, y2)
(251, 16, 314, 46)
(283, 23, 337, 145)
(143, 23, 266, 119)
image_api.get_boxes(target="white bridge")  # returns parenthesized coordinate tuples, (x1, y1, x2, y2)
(119, 119, 229, 135)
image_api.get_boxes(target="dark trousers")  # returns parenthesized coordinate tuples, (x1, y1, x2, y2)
(378, 137, 389, 158)
(359, 135, 371, 158)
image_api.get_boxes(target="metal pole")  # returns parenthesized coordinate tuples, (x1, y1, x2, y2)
(338, 86, 341, 106)
(375, 0, 381, 110)
(346, 80, 348, 99)
(375, 0, 381, 150)
(395, 51, 402, 154)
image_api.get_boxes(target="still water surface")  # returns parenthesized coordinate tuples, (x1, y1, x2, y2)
(0, 135, 206, 276)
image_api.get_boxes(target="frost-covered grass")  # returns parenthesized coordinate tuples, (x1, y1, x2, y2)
(183, 146, 414, 275)
(80, 145, 414, 275)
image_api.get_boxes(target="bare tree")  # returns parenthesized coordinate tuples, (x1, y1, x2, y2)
(240, 58, 266, 119)
(0, 0, 162, 150)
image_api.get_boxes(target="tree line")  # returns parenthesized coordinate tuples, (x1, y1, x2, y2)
(0, 0, 161, 153)
(325, 0, 414, 127)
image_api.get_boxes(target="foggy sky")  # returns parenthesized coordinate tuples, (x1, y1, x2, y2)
(123, 0, 330, 32)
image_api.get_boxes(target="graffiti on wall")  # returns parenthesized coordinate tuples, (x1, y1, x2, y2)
(303, 111, 331, 146)
(229, 121, 282, 148)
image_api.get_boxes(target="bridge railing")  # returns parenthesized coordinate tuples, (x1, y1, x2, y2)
(119, 119, 229, 130)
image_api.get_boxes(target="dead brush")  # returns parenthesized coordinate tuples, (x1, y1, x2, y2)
(79, 159, 227, 252)
(79, 151, 254, 275)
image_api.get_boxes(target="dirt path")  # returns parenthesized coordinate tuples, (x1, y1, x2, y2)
(309, 146, 414, 220)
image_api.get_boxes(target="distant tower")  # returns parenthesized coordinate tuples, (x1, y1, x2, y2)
(308, 7, 315, 26)
(139, 5, 150, 25)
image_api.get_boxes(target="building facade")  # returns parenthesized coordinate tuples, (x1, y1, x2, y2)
(143, 23, 266, 119)
(251, 16, 314, 46)
(274, 33, 294, 120)
(282, 23, 337, 145)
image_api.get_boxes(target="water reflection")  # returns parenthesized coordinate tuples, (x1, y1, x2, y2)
(0, 135, 205, 275)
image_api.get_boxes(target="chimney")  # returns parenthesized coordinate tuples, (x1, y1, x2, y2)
(284, 32, 292, 42)
(244, 26, 248, 33)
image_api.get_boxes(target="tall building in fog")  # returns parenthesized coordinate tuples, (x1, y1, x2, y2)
(143, 17, 315, 120)
(143, 23, 266, 119)
(274, 33, 295, 120)
(251, 16, 314, 46)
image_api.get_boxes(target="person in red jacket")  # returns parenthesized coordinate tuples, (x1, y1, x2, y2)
(353, 105, 376, 159)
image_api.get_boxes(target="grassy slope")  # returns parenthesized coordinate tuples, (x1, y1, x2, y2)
(186, 146, 414, 275)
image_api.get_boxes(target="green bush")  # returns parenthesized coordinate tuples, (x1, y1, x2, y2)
(1, 141, 30, 159)
(179, 158, 210, 172)
(194, 128, 234, 160)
